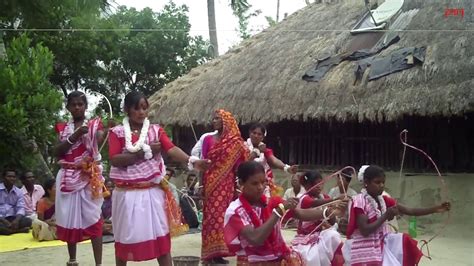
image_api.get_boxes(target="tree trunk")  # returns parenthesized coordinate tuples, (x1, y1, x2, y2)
(24, 139, 54, 180)
(276, 0, 280, 22)
(35, 152, 54, 180)
(207, 0, 219, 57)
(0, 33, 6, 59)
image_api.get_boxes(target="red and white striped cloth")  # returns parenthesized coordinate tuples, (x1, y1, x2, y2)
(55, 118, 104, 243)
(56, 118, 103, 193)
(108, 123, 176, 261)
(291, 195, 344, 266)
(343, 193, 423, 265)
(294, 194, 330, 238)
(224, 198, 287, 263)
(109, 124, 166, 184)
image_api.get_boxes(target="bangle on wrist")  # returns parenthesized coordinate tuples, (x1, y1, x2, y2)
(283, 164, 291, 173)
(272, 208, 282, 218)
(278, 203, 286, 214)
(188, 156, 199, 171)
(323, 207, 329, 220)
(66, 136, 74, 145)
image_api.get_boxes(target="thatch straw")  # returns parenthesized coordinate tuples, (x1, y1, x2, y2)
(149, 0, 474, 126)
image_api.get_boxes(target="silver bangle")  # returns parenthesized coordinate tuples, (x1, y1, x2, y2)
(323, 207, 329, 220)
(66, 137, 74, 145)
(188, 156, 199, 171)
(272, 208, 282, 218)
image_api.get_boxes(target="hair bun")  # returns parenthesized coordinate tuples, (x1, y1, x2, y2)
(358, 165, 370, 182)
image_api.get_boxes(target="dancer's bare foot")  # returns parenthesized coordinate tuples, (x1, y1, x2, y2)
(66, 260, 79, 266)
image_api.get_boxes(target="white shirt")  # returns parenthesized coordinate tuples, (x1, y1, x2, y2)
(283, 187, 306, 200)
(191, 131, 218, 158)
(328, 187, 358, 199)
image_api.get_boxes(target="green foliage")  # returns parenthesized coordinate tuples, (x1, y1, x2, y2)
(265, 16, 277, 27)
(102, 3, 210, 99)
(0, 35, 63, 169)
(0, 0, 211, 172)
(231, 2, 262, 40)
(1, 0, 121, 97)
(230, 0, 250, 13)
(1, 1, 210, 116)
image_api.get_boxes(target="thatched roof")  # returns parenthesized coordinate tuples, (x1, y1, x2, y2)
(149, 0, 474, 126)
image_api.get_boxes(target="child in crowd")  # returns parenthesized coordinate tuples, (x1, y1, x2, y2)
(343, 165, 451, 265)
(291, 170, 345, 265)
(33, 179, 57, 241)
(328, 168, 357, 199)
(102, 179, 114, 237)
(54, 91, 106, 266)
(283, 173, 306, 200)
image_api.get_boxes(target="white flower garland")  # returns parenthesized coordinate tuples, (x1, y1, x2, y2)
(123, 117, 152, 160)
(361, 188, 386, 218)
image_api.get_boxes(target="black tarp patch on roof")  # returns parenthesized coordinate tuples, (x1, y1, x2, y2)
(368, 47, 426, 80)
(302, 35, 400, 82)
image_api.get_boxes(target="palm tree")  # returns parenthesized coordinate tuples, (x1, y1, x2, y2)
(207, 0, 219, 57)
(276, 0, 280, 22)
(207, 0, 249, 58)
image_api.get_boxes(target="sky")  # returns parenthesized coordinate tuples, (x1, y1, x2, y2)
(114, 0, 308, 54)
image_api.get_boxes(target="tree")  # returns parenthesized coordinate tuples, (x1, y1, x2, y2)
(207, 0, 219, 57)
(0, 35, 63, 174)
(232, 2, 261, 40)
(207, 0, 252, 56)
(265, 16, 277, 27)
(1, 1, 210, 116)
(98, 3, 210, 102)
(0, 1, 211, 175)
(0, 0, 117, 97)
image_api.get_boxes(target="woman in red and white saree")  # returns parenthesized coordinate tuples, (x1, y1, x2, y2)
(342, 165, 450, 266)
(200, 109, 249, 264)
(224, 161, 346, 266)
(109, 91, 209, 266)
(54, 91, 107, 266)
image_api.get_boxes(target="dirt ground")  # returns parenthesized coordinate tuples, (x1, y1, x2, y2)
(0, 227, 472, 265)
(1, 171, 473, 265)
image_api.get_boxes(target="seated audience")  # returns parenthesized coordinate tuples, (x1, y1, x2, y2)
(20, 170, 45, 220)
(32, 179, 56, 241)
(0, 168, 32, 235)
